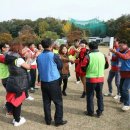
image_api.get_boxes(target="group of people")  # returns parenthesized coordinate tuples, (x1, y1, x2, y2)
(0, 37, 130, 127)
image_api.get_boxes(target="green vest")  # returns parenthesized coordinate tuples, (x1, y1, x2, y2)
(86, 52, 105, 78)
(0, 63, 9, 79)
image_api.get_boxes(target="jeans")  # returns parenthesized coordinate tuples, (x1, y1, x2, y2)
(41, 79, 63, 124)
(107, 70, 120, 94)
(120, 78, 130, 106)
(86, 82, 104, 114)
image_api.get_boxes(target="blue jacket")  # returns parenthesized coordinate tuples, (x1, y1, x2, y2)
(37, 50, 62, 82)
(119, 49, 130, 71)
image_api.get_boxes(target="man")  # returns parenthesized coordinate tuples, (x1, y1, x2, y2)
(0, 42, 13, 115)
(110, 39, 130, 111)
(37, 38, 67, 126)
(82, 41, 109, 117)
(104, 38, 120, 99)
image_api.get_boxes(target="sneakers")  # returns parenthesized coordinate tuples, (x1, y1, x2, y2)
(76, 81, 80, 84)
(122, 106, 130, 111)
(12, 119, 15, 124)
(84, 111, 94, 117)
(13, 117, 26, 126)
(55, 120, 67, 127)
(62, 91, 67, 96)
(113, 95, 121, 100)
(29, 88, 35, 93)
(96, 113, 103, 118)
(26, 95, 34, 101)
(68, 76, 71, 80)
(104, 93, 113, 97)
(80, 91, 86, 98)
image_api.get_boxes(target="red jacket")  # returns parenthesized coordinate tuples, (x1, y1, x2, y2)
(6, 92, 26, 107)
(75, 48, 89, 77)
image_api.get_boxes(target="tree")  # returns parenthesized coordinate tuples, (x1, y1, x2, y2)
(19, 25, 34, 34)
(0, 25, 9, 33)
(18, 25, 39, 45)
(67, 30, 84, 43)
(44, 17, 63, 37)
(0, 33, 13, 44)
(116, 21, 130, 46)
(62, 22, 72, 35)
(38, 21, 49, 36)
(41, 31, 59, 40)
(106, 15, 130, 37)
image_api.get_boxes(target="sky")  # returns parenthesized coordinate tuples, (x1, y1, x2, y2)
(0, 0, 130, 22)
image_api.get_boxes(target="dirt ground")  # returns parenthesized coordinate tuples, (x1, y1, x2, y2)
(0, 47, 130, 130)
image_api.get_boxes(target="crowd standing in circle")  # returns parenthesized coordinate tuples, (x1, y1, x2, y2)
(0, 37, 130, 127)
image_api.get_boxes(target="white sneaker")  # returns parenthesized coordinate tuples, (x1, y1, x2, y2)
(12, 119, 15, 124)
(14, 117, 26, 126)
(114, 95, 121, 100)
(12, 116, 23, 124)
(104, 93, 113, 96)
(26, 95, 34, 101)
(68, 76, 71, 80)
(122, 106, 130, 111)
(76, 81, 80, 84)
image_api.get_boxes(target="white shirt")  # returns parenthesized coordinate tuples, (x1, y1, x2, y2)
(15, 58, 25, 67)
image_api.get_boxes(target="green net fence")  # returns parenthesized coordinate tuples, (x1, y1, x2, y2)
(69, 18, 107, 37)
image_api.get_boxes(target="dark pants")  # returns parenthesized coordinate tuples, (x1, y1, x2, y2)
(38, 74, 40, 83)
(2, 78, 13, 113)
(9, 103, 22, 122)
(30, 69, 36, 88)
(41, 79, 63, 124)
(86, 82, 104, 114)
(120, 78, 130, 106)
(59, 77, 68, 92)
(107, 70, 120, 94)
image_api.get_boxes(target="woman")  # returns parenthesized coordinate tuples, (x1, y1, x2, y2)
(75, 39, 89, 98)
(59, 44, 74, 96)
(4, 39, 32, 126)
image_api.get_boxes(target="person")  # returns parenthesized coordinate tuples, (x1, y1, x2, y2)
(75, 39, 89, 98)
(110, 39, 130, 111)
(36, 43, 44, 86)
(72, 39, 80, 84)
(21, 43, 35, 101)
(53, 43, 59, 54)
(0, 42, 12, 115)
(104, 38, 120, 99)
(82, 41, 109, 117)
(37, 38, 67, 126)
(2, 39, 32, 126)
(28, 43, 38, 93)
(59, 44, 74, 96)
